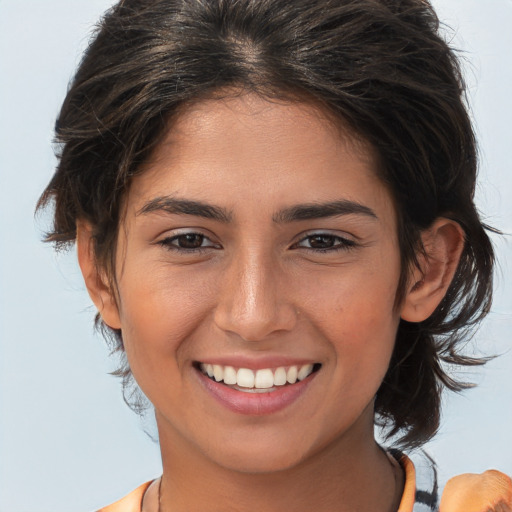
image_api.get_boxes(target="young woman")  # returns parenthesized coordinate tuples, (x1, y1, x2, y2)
(37, 0, 511, 510)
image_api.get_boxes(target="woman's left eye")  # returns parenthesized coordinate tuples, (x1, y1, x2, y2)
(158, 232, 220, 251)
(293, 233, 357, 252)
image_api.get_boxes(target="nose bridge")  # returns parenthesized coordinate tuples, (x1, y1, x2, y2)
(214, 243, 296, 341)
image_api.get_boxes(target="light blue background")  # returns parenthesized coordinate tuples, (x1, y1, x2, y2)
(0, 1, 511, 511)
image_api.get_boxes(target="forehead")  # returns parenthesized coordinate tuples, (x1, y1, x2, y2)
(126, 93, 393, 224)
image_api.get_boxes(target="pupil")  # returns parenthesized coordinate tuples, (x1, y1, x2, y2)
(179, 234, 203, 248)
(310, 235, 334, 248)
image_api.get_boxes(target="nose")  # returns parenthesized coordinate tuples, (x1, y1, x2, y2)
(213, 248, 298, 342)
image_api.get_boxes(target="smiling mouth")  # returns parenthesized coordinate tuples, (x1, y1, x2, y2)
(197, 362, 321, 393)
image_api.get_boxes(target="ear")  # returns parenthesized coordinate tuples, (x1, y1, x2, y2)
(76, 221, 122, 330)
(400, 218, 465, 323)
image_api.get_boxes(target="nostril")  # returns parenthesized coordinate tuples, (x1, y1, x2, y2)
(213, 303, 299, 342)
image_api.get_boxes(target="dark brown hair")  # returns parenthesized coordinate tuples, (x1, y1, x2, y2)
(37, 0, 495, 448)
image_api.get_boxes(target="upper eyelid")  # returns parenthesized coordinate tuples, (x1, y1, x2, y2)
(293, 229, 357, 242)
(156, 230, 221, 250)
(154, 228, 357, 246)
(155, 227, 217, 241)
(290, 231, 359, 250)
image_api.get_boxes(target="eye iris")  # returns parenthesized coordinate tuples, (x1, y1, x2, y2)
(177, 234, 204, 248)
(309, 235, 335, 249)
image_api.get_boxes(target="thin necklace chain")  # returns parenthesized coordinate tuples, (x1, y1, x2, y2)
(158, 477, 162, 512)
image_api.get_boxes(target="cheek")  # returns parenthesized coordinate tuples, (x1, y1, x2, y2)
(308, 258, 400, 328)
(305, 261, 401, 382)
(328, 297, 399, 373)
(115, 263, 216, 375)
(321, 296, 400, 417)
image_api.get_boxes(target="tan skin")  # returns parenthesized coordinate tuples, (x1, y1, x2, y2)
(78, 94, 464, 512)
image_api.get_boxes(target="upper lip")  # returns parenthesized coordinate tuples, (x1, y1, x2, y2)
(194, 356, 319, 371)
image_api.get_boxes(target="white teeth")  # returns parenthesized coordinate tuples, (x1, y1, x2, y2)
(213, 364, 223, 382)
(286, 366, 298, 384)
(223, 366, 237, 385)
(237, 368, 255, 388)
(274, 367, 287, 386)
(298, 364, 314, 381)
(199, 363, 317, 389)
(255, 369, 274, 389)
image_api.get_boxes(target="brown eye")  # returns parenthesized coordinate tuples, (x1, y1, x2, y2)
(308, 235, 337, 249)
(175, 233, 205, 249)
(293, 232, 357, 252)
(158, 232, 220, 252)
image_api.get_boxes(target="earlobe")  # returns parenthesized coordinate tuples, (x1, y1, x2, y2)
(76, 221, 122, 330)
(400, 218, 465, 323)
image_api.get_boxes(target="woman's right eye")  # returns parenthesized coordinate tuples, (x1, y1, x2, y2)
(158, 232, 220, 252)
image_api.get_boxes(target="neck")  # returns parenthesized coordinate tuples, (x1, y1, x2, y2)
(154, 412, 403, 512)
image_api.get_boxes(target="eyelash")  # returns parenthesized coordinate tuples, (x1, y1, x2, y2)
(292, 233, 358, 253)
(157, 231, 357, 254)
(157, 232, 220, 253)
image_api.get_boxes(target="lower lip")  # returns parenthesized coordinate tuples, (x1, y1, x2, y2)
(196, 369, 317, 415)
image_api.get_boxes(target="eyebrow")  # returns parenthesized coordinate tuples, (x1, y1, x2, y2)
(272, 200, 378, 223)
(138, 196, 233, 222)
(138, 196, 377, 223)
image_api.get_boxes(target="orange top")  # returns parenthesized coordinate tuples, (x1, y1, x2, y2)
(397, 452, 417, 512)
(96, 455, 512, 512)
(97, 481, 151, 512)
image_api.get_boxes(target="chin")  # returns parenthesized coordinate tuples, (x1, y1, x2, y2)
(210, 446, 310, 475)
(199, 426, 332, 475)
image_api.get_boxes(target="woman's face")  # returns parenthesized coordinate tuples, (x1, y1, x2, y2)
(107, 94, 404, 472)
